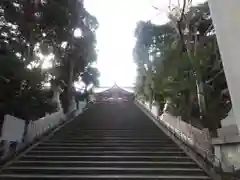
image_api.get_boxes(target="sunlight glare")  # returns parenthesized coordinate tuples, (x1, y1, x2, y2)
(41, 53, 55, 69)
(74, 81, 85, 91)
(61, 41, 68, 49)
(74, 28, 83, 38)
(84, 0, 206, 87)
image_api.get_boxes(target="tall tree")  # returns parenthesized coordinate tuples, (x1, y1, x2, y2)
(134, 2, 230, 134)
(0, 0, 99, 121)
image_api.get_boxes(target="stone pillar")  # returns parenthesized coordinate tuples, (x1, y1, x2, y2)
(208, 0, 240, 132)
(209, 0, 240, 171)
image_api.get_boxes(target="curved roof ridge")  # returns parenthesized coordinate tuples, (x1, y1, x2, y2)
(94, 84, 134, 94)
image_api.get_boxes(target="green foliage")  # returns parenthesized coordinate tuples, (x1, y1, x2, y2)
(0, 50, 56, 121)
(134, 2, 230, 133)
(0, 0, 99, 120)
(81, 67, 100, 88)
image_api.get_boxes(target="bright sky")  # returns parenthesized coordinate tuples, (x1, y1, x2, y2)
(84, 0, 206, 87)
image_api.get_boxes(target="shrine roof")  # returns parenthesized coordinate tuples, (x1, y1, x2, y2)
(94, 84, 134, 95)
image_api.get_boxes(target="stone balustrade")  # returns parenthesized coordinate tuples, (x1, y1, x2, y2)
(137, 100, 212, 161)
(0, 100, 87, 161)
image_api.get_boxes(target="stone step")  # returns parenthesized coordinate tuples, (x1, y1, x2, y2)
(38, 142, 177, 147)
(0, 174, 211, 179)
(2, 166, 206, 176)
(44, 139, 173, 143)
(50, 137, 169, 140)
(54, 133, 167, 137)
(32, 146, 181, 151)
(12, 160, 199, 168)
(20, 155, 193, 162)
(26, 150, 186, 156)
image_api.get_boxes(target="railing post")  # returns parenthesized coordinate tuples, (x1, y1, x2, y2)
(2, 140, 10, 159)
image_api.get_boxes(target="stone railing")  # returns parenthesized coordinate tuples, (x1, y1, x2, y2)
(0, 101, 87, 161)
(159, 113, 212, 152)
(136, 100, 213, 160)
(25, 110, 65, 143)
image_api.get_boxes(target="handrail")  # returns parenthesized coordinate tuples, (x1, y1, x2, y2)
(0, 101, 88, 163)
(159, 118, 222, 170)
(136, 100, 238, 179)
(161, 120, 240, 179)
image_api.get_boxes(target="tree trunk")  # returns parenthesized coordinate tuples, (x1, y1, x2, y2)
(196, 79, 206, 118)
(60, 58, 73, 114)
(149, 92, 153, 110)
(66, 59, 74, 114)
(185, 26, 207, 122)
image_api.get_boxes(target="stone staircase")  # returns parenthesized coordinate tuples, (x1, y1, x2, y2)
(0, 102, 211, 179)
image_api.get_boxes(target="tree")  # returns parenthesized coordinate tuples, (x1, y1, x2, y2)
(81, 67, 100, 90)
(47, 0, 99, 113)
(0, 0, 99, 121)
(0, 47, 55, 123)
(134, 2, 230, 135)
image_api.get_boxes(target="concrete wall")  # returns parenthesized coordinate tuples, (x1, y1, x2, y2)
(208, 0, 240, 132)
(0, 115, 25, 143)
(209, 0, 240, 171)
(221, 144, 240, 171)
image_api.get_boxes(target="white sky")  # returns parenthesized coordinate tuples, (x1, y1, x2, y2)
(84, 0, 206, 87)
